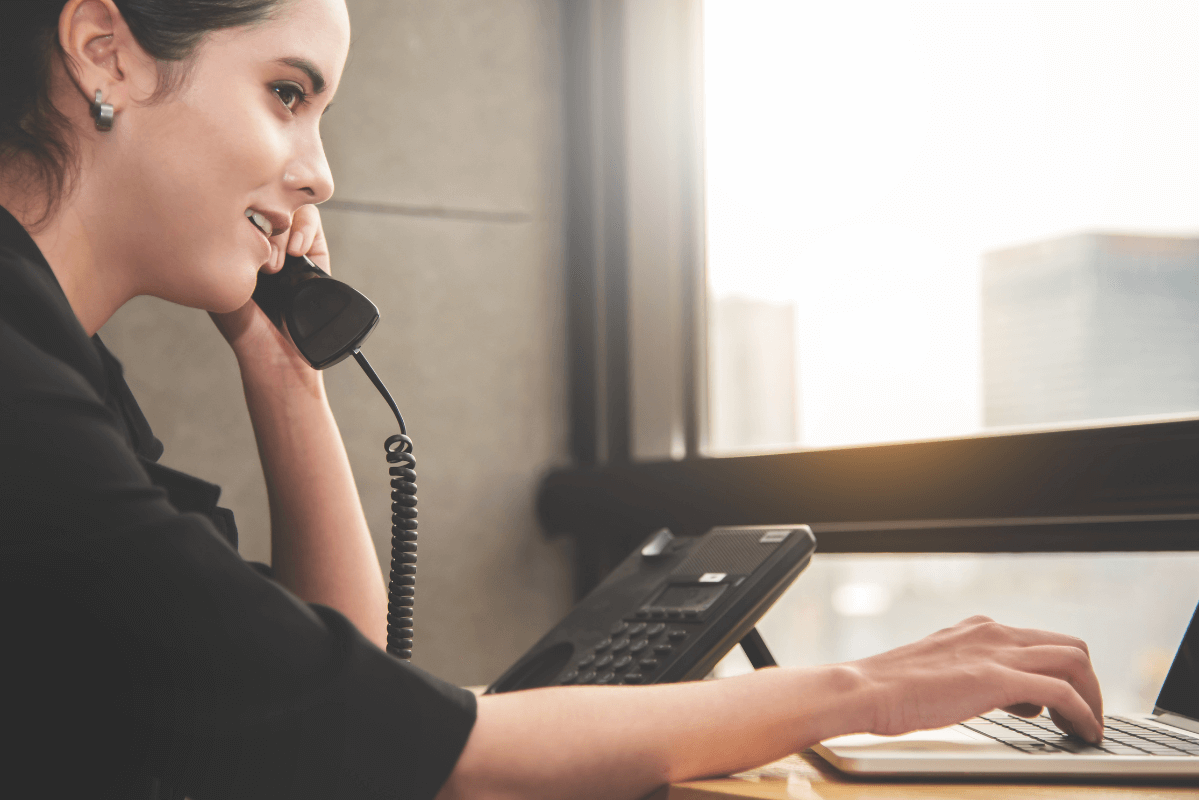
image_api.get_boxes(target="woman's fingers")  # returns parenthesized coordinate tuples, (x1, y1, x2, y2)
(959, 621, 1103, 738)
(955, 617, 1086, 651)
(1001, 644, 1104, 722)
(286, 205, 328, 270)
(1001, 703, 1044, 718)
(1002, 670, 1104, 743)
(1003, 625, 1092, 659)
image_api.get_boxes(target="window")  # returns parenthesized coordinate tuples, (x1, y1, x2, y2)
(548, 0, 1197, 711)
(705, 0, 1198, 453)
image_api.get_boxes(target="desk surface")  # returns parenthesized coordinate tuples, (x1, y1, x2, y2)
(651, 752, 1198, 800)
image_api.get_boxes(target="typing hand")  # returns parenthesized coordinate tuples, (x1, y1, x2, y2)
(848, 615, 1104, 743)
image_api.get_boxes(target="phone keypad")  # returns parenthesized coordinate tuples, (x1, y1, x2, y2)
(563, 623, 694, 685)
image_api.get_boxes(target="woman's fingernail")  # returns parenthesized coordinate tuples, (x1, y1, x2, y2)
(288, 231, 302, 254)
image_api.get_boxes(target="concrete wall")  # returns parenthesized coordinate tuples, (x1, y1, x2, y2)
(99, 0, 571, 687)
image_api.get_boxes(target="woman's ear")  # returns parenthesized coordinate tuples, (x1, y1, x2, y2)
(57, 0, 157, 115)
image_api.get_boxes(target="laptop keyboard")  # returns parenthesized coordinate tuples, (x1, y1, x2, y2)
(962, 712, 1199, 756)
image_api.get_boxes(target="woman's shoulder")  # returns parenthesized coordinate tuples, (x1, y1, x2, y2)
(0, 213, 107, 406)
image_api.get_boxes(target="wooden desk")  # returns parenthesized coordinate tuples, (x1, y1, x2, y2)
(650, 752, 1198, 799)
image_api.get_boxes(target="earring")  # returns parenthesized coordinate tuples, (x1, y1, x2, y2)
(92, 90, 114, 132)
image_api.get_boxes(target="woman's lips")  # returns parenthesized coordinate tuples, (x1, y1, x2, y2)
(245, 208, 273, 238)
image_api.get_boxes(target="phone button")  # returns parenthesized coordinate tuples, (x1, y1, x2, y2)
(666, 610, 682, 619)
(653, 644, 673, 656)
(594, 654, 614, 669)
(646, 623, 666, 638)
(613, 655, 633, 671)
(622, 674, 644, 684)
(638, 658, 659, 671)
(610, 638, 631, 653)
(578, 670, 597, 684)
(610, 621, 629, 636)
(577, 653, 596, 668)
(627, 622, 647, 636)
(668, 629, 688, 642)
(593, 637, 613, 652)
(560, 670, 579, 685)
(594, 671, 616, 685)
(628, 639, 648, 655)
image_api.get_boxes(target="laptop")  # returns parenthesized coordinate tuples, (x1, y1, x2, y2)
(813, 605, 1198, 779)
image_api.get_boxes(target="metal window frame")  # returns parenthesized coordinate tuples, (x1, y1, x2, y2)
(554, 1, 1198, 596)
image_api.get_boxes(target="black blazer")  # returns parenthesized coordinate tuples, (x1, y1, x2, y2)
(0, 206, 474, 800)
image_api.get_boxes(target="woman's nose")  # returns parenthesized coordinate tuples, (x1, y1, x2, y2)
(285, 133, 335, 205)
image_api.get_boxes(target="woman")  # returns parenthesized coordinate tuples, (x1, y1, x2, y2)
(0, 0, 1104, 798)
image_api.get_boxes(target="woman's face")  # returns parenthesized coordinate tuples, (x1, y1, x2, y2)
(111, 0, 349, 312)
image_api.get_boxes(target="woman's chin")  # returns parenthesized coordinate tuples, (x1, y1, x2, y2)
(188, 273, 260, 315)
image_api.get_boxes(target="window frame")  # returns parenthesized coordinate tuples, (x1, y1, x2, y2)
(553, 0, 1198, 596)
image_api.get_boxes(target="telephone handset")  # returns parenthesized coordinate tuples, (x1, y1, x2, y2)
(253, 255, 418, 660)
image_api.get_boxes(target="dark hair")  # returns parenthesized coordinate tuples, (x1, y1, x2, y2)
(0, 0, 287, 225)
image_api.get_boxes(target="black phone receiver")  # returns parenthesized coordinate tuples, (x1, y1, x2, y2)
(252, 254, 379, 370)
(251, 254, 418, 662)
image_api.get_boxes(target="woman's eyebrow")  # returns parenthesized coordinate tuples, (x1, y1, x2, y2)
(276, 57, 326, 94)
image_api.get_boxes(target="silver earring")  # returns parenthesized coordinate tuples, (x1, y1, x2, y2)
(92, 90, 114, 132)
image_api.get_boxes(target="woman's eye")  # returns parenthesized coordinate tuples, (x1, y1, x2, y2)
(272, 83, 306, 112)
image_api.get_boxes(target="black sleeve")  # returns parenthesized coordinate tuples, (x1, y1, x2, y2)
(0, 321, 475, 800)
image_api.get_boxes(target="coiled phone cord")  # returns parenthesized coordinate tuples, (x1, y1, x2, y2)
(352, 350, 418, 661)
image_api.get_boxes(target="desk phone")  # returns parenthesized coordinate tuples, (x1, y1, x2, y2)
(487, 525, 816, 693)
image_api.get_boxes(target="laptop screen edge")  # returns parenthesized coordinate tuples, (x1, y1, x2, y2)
(1151, 605, 1198, 728)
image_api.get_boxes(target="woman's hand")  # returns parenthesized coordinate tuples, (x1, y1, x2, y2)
(847, 615, 1104, 743)
(209, 204, 331, 367)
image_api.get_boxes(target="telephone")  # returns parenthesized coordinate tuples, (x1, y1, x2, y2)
(255, 257, 819, 685)
(254, 254, 418, 660)
(487, 525, 816, 691)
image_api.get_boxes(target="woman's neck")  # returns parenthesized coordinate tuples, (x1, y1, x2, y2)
(1, 168, 141, 336)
